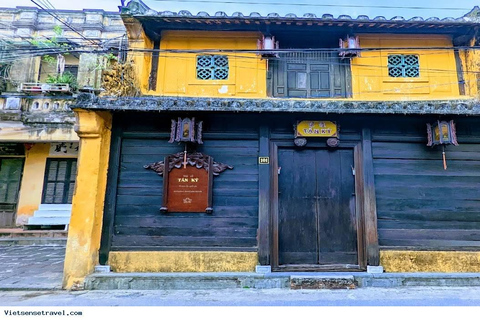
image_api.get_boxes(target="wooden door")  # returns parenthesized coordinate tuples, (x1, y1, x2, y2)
(274, 147, 361, 270)
(0, 158, 24, 227)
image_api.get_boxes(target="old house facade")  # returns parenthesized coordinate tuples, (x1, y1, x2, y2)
(64, 0, 480, 288)
(0, 6, 125, 228)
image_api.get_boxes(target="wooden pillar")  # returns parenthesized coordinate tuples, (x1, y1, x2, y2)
(257, 126, 270, 265)
(362, 128, 380, 266)
(62, 109, 112, 290)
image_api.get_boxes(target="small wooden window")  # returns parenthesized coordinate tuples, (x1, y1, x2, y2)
(388, 54, 419, 78)
(196, 55, 229, 80)
(42, 158, 77, 204)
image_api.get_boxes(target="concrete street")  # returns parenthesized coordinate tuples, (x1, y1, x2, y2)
(1, 287, 480, 306)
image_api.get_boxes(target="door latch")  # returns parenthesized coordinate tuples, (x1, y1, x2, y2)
(278, 166, 282, 175)
(351, 166, 355, 176)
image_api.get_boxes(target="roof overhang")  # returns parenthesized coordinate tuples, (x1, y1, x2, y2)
(74, 93, 480, 116)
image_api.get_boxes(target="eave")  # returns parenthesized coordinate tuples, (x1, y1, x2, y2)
(74, 94, 480, 116)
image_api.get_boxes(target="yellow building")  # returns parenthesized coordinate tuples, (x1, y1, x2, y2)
(63, 0, 480, 289)
(0, 7, 125, 229)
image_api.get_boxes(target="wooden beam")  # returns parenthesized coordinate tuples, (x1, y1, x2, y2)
(148, 39, 160, 91)
(257, 125, 271, 265)
(454, 49, 466, 96)
(362, 128, 380, 266)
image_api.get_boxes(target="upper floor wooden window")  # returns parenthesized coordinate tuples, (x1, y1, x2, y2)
(196, 55, 229, 80)
(269, 52, 350, 98)
(388, 54, 419, 78)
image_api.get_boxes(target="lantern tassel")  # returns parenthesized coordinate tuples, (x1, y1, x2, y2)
(183, 144, 187, 169)
(442, 145, 447, 170)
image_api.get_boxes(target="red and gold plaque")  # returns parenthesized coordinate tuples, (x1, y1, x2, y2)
(144, 152, 233, 214)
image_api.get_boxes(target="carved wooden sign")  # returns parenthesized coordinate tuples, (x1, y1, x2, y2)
(144, 152, 233, 213)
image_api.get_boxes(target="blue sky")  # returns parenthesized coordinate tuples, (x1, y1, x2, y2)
(3, 0, 479, 19)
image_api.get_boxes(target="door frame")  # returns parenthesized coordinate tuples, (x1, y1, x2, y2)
(270, 140, 367, 271)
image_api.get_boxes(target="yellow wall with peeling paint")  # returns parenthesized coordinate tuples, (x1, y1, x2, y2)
(15, 143, 48, 225)
(381, 250, 480, 272)
(62, 110, 112, 290)
(109, 251, 258, 273)
(151, 31, 266, 98)
(351, 35, 462, 100)
(15, 143, 78, 225)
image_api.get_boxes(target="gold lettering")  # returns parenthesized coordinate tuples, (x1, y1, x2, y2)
(191, 178, 199, 182)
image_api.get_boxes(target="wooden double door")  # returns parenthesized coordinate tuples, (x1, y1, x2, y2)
(272, 145, 364, 270)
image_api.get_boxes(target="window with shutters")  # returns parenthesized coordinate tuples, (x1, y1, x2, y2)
(388, 54, 420, 78)
(196, 55, 229, 80)
(270, 52, 350, 98)
(42, 158, 77, 204)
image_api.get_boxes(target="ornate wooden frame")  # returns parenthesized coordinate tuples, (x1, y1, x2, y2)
(144, 152, 233, 213)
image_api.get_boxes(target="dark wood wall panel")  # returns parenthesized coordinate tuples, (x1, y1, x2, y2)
(372, 116, 480, 250)
(111, 120, 260, 251)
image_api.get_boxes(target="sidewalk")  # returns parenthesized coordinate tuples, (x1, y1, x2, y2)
(0, 245, 65, 290)
(2, 244, 480, 291)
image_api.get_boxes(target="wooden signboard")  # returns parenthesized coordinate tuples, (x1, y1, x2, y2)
(296, 121, 338, 138)
(144, 152, 233, 214)
(162, 158, 213, 213)
(0, 143, 24, 156)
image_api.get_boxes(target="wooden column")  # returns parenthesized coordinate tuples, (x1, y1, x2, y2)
(99, 118, 122, 265)
(62, 109, 112, 289)
(257, 126, 271, 265)
(362, 128, 380, 266)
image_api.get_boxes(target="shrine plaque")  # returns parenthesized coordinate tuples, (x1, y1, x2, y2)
(165, 165, 210, 213)
(144, 151, 233, 214)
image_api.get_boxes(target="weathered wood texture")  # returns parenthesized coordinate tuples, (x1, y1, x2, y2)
(277, 148, 358, 266)
(372, 116, 480, 250)
(110, 113, 260, 251)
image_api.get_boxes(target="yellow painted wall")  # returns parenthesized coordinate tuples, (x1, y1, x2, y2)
(124, 17, 152, 93)
(152, 31, 266, 98)
(109, 251, 258, 273)
(15, 143, 48, 225)
(381, 250, 480, 272)
(351, 35, 461, 100)
(459, 38, 480, 98)
(14, 143, 79, 225)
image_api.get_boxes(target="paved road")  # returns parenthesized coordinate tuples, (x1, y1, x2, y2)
(0, 245, 65, 290)
(1, 287, 480, 306)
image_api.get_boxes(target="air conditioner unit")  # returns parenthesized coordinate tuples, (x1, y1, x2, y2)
(339, 35, 361, 58)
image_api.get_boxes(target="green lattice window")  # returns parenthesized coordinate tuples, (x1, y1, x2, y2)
(196, 55, 229, 80)
(388, 54, 419, 78)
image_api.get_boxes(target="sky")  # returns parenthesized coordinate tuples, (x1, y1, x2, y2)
(1, 0, 479, 19)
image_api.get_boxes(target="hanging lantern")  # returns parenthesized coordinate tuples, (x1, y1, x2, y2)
(426, 120, 458, 170)
(168, 117, 203, 144)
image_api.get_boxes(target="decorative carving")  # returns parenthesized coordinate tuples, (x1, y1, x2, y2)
(294, 137, 307, 147)
(144, 152, 232, 214)
(144, 152, 233, 176)
(327, 137, 340, 147)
